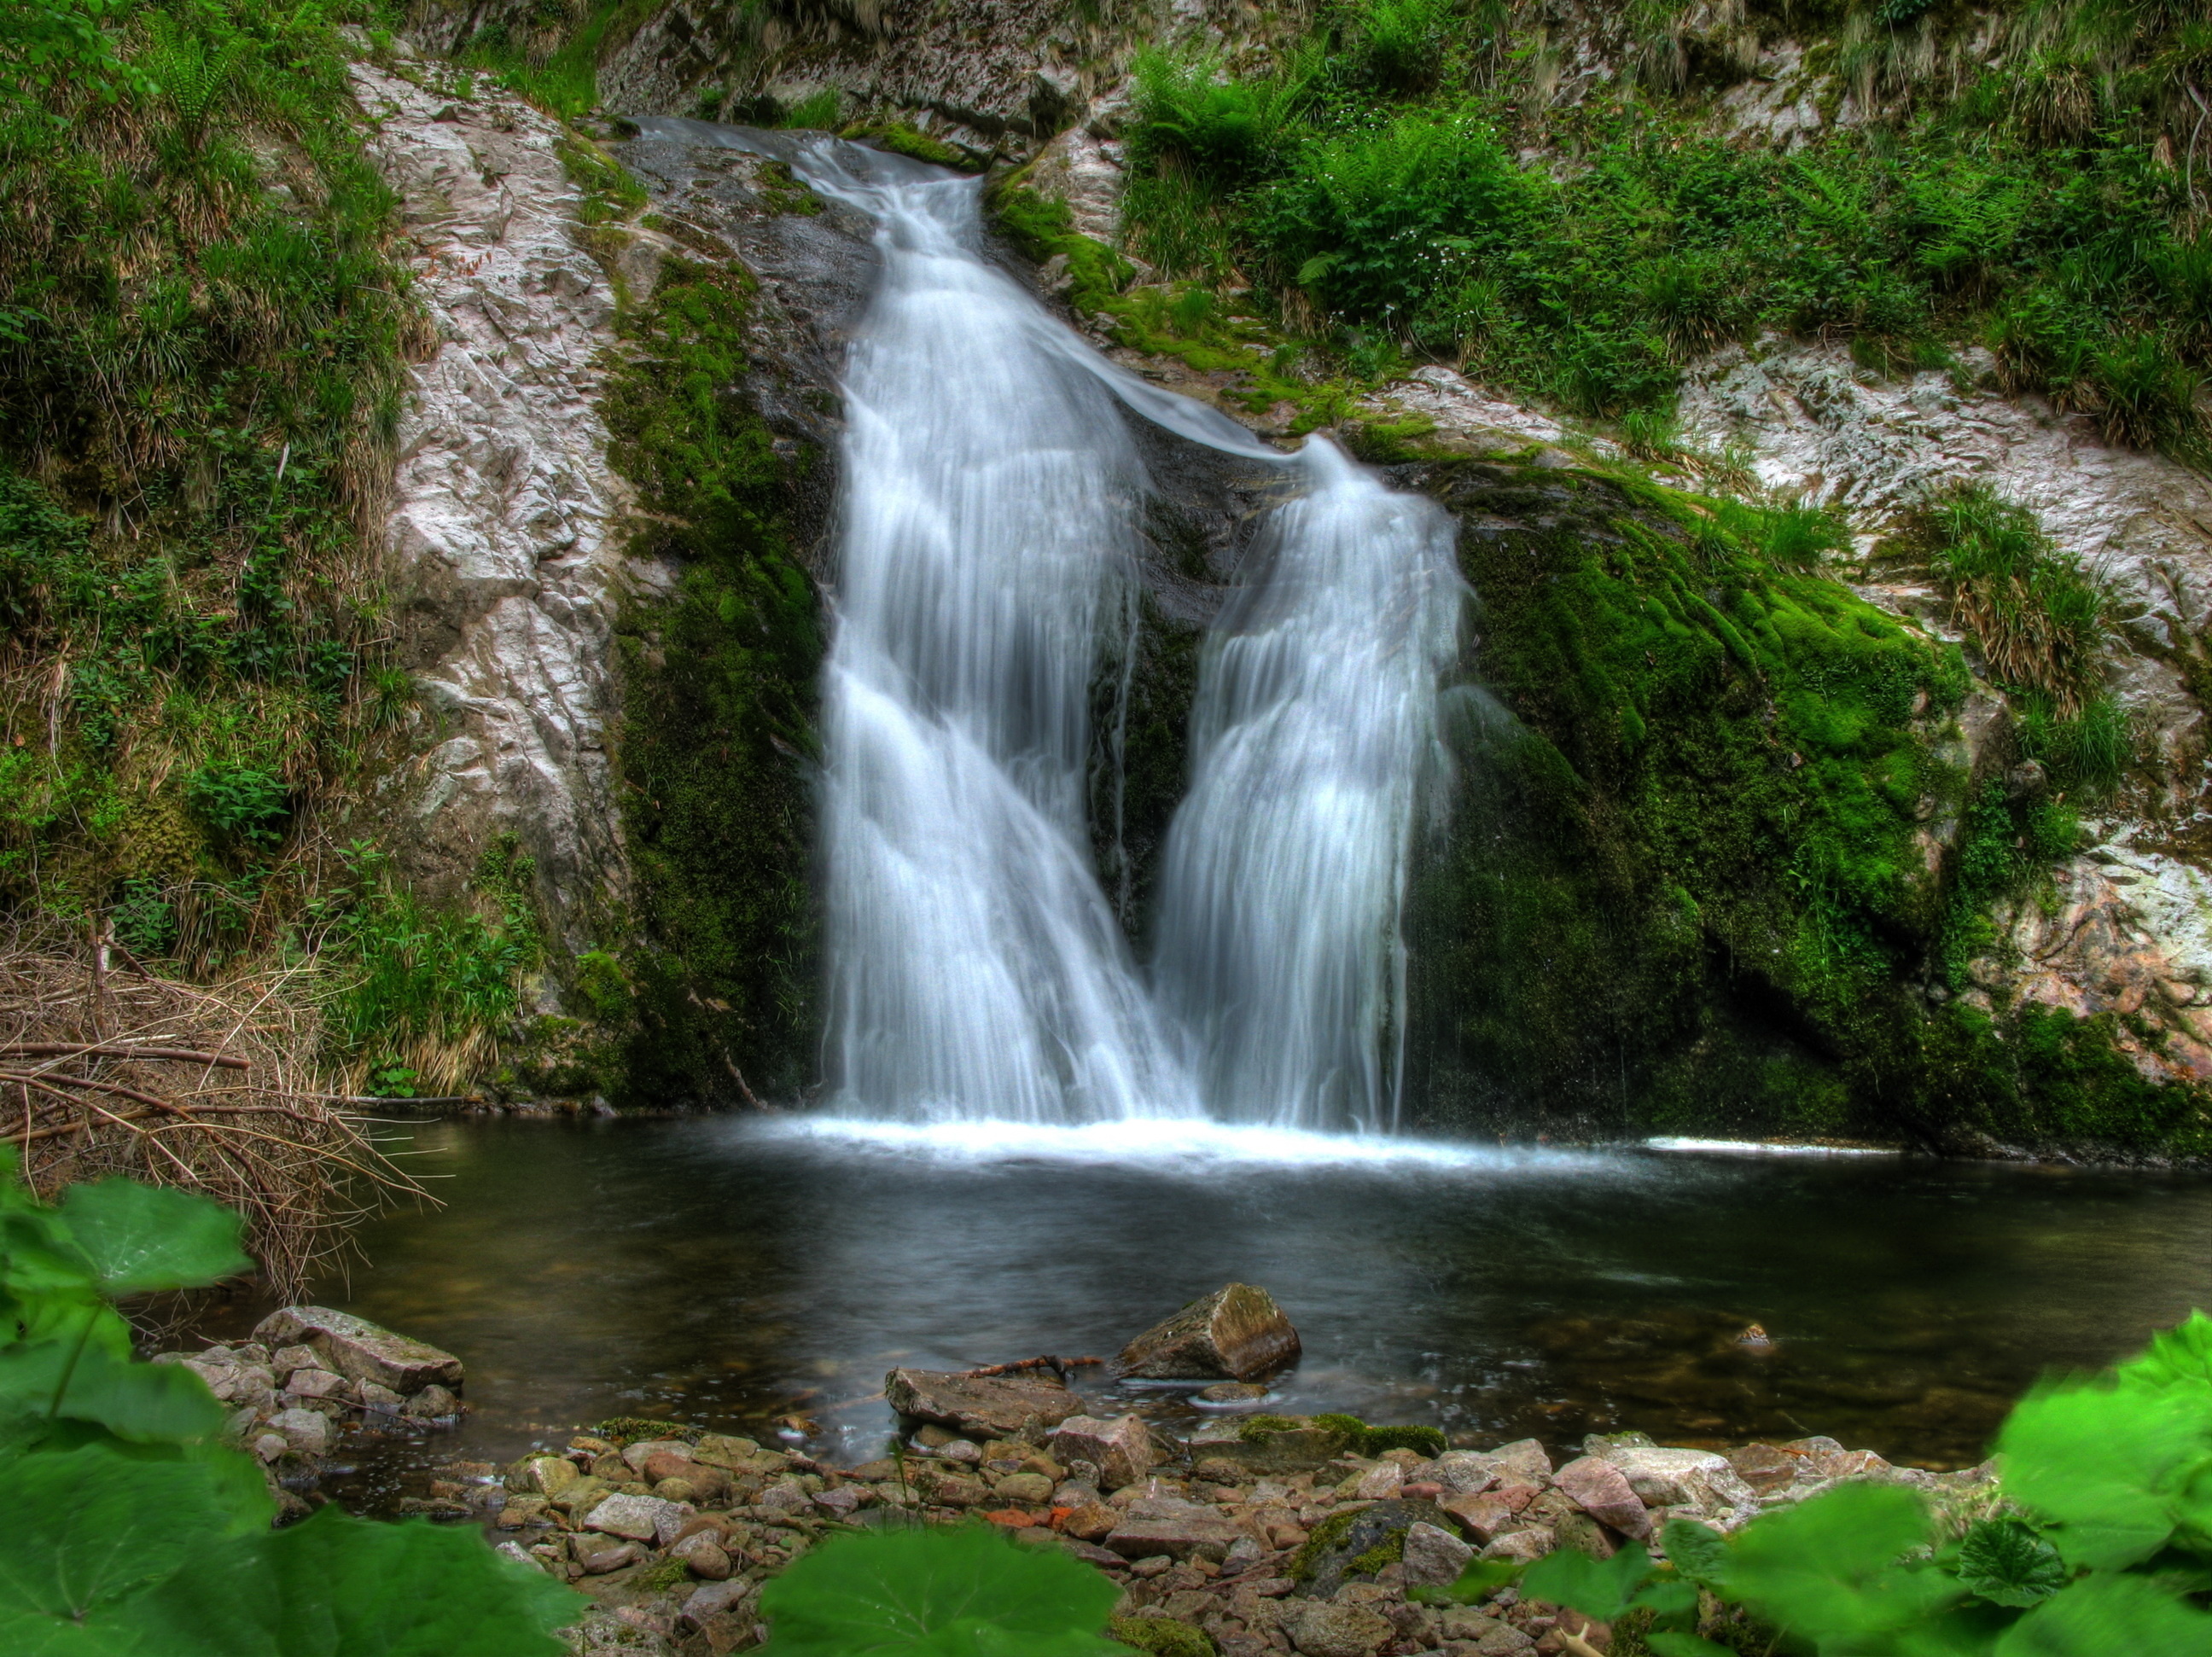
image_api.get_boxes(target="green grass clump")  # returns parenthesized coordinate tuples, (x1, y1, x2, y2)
(1109, 1616, 1218, 1657)
(1311, 1412, 1449, 1457)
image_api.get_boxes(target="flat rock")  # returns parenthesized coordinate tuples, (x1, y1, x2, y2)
(1103, 1497, 1249, 1562)
(1282, 1599, 1394, 1657)
(253, 1306, 463, 1395)
(1116, 1283, 1301, 1381)
(266, 1407, 329, 1456)
(585, 1492, 684, 1541)
(1604, 1445, 1752, 1510)
(1555, 1456, 1652, 1540)
(884, 1367, 1085, 1437)
(1047, 1413, 1156, 1490)
(1402, 1520, 1476, 1586)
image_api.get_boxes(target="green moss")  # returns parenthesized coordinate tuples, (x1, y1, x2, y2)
(1236, 1413, 1313, 1443)
(594, 1416, 706, 1445)
(599, 248, 821, 1106)
(841, 121, 978, 172)
(1286, 1507, 1362, 1582)
(1108, 1617, 1217, 1657)
(1348, 1532, 1406, 1575)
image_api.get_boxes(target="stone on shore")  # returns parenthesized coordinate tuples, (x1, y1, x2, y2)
(884, 1367, 1085, 1437)
(266, 1407, 329, 1456)
(1047, 1414, 1157, 1490)
(584, 1491, 685, 1541)
(1103, 1497, 1250, 1562)
(1402, 1520, 1477, 1586)
(1555, 1455, 1653, 1540)
(1116, 1283, 1301, 1381)
(1282, 1600, 1394, 1657)
(253, 1306, 463, 1395)
(1291, 1498, 1460, 1596)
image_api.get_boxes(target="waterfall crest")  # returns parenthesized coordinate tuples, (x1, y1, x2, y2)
(632, 120, 1463, 1130)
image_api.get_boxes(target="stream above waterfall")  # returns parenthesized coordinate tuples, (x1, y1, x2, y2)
(214, 1118, 2212, 1512)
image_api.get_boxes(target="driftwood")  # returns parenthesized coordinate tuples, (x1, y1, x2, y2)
(0, 926, 429, 1299)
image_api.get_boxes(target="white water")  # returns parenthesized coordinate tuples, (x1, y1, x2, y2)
(633, 122, 1464, 1131)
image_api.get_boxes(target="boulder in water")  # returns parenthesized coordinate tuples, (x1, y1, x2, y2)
(884, 1367, 1085, 1437)
(253, 1305, 462, 1395)
(1116, 1283, 1300, 1381)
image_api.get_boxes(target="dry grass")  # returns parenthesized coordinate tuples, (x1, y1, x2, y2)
(0, 924, 429, 1300)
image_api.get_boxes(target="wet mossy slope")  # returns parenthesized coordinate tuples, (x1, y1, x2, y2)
(1405, 461, 2210, 1157)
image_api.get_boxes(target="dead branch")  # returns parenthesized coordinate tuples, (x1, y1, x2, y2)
(1, 1044, 250, 1069)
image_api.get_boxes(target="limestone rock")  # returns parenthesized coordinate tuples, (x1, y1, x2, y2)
(253, 1306, 463, 1396)
(1555, 1456, 1652, 1540)
(1048, 1413, 1157, 1490)
(1116, 1283, 1301, 1381)
(885, 1367, 1085, 1436)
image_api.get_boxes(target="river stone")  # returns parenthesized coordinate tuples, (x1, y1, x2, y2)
(993, 1471, 1055, 1505)
(1481, 1527, 1553, 1564)
(1555, 1456, 1652, 1540)
(1433, 1451, 1504, 1495)
(1047, 1414, 1156, 1490)
(585, 1491, 684, 1541)
(1402, 1520, 1476, 1586)
(1603, 1445, 1737, 1508)
(1291, 1498, 1459, 1597)
(1116, 1283, 1301, 1381)
(1490, 1439, 1553, 1482)
(509, 1455, 579, 1497)
(885, 1368, 1085, 1437)
(1441, 1493, 1519, 1543)
(1103, 1497, 1249, 1562)
(253, 1306, 463, 1395)
(267, 1407, 329, 1456)
(1727, 1443, 1803, 1493)
(282, 1367, 348, 1402)
(1282, 1599, 1394, 1657)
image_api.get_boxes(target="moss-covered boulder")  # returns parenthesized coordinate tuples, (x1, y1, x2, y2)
(1288, 1498, 1463, 1597)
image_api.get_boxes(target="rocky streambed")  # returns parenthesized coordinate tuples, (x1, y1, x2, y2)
(159, 1284, 2002, 1657)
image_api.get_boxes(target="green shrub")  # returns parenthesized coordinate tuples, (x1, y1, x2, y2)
(185, 762, 288, 851)
(2093, 331, 2206, 455)
(0, 1153, 585, 1651)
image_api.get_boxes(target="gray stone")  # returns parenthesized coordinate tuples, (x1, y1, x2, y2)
(1046, 1414, 1157, 1491)
(1402, 1520, 1476, 1587)
(569, 1534, 641, 1575)
(1480, 1527, 1552, 1564)
(404, 1383, 462, 1420)
(1115, 1283, 1301, 1381)
(885, 1368, 1085, 1437)
(253, 1432, 289, 1462)
(1554, 1456, 1651, 1540)
(1432, 1451, 1503, 1495)
(680, 1579, 754, 1630)
(253, 1306, 463, 1396)
(1103, 1497, 1249, 1562)
(1283, 1599, 1394, 1657)
(1604, 1445, 1753, 1511)
(267, 1407, 329, 1456)
(1294, 1499, 1460, 1597)
(282, 1368, 347, 1401)
(1488, 1439, 1552, 1483)
(584, 1492, 684, 1541)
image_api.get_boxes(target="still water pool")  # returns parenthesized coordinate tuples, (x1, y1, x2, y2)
(234, 1116, 2212, 1502)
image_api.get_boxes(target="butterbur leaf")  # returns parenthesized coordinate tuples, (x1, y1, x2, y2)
(1633, 1577, 1700, 1622)
(55, 1180, 250, 1296)
(1997, 1383, 2202, 1569)
(1954, 1519, 2067, 1608)
(1523, 1541, 1657, 1621)
(0, 1340, 224, 1444)
(757, 1524, 1124, 1655)
(2118, 1312, 2212, 1395)
(1992, 1571, 2212, 1657)
(1660, 1518, 1732, 1587)
(1719, 1483, 1962, 1642)
(109, 1505, 586, 1655)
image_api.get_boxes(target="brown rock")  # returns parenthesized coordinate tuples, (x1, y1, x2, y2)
(1062, 1502, 1118, 1541)
(1552, 1457, 1651, 1542)
(1283, 1600, 1393, 1657)
(1726, 1444, 1802, 1494)
(1104, 1497, 1249, 1562)
(672, 1531, 733, 1579)
(251, 1306, 463, 1395)
(885, 1368, 1085, 1437)
(1441, 1494, 1519, 1544)
(1048, 1414, 1158, 1491)
(1116, 1284, 1301, 1381)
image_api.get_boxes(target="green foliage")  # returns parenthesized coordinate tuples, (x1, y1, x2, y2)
(757, 1523, 1126, 1656)
(1435, 1314, 2212, 1654)
(0, 0, 154, 108)
(0, 1152, 585, 1653)
(1309, 1412, 1448, 1457)
(601, 249, 819, 1104)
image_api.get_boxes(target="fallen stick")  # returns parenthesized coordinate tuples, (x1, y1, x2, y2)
(0, 1044, 249, 1069)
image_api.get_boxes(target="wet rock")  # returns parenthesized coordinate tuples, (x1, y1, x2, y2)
(1402, 1520, 1476, 1586)
(282, 1367, 348, 1402)
(1553, 1456, 1651, 1541)
(254, 1306, 463, 1396)
(671, 1530, 733, 1579)
(1117, 1284, 1301, 1381)
(1726, 1444, 1802, 1493)
(570, 1534, 642, 1575)
(1105, 1497, 1250, 1562)
(1489, 1439, 1552, 1483)
(509, 1455, 580, 1497)
(1282, 1599, 1394, 1657)
(405, 1383, 463, 1420)
(1602, 1445, 1738, 1509)
(267, 1407, 330, 1456)
(585, 1491, 684, 1541)
(1292, 1499, 1459, 1597)
(1048, 1413, 1158, 1490)
(1199, 1381, 1271, 1404)
(885, 1367, 1085, 1437)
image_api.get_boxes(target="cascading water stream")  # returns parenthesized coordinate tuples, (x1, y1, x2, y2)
(632, 120, 1463, 1131)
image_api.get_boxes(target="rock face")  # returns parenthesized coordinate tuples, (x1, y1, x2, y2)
(882, 1368, 1086, 1437)
(1047, 1413, 1158, 1491)
(348, 54, 634, 952)
(253, 1306, 463, 1395)
(1117, 1283, 1301, 1381)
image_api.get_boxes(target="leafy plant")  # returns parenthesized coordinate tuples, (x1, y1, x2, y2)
(0, 1151, 585, 1652)
(757, 1522, 1126, 1655)
(186, 762, 289, 851)
(1427, 1312, 2212, 1655)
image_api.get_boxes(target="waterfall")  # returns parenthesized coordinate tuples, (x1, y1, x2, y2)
(631, 122, 1463, 1131)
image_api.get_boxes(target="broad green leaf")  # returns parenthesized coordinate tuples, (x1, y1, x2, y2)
(1720, 1483, 1963, 1644)
(107, 1506, 585, 1656)
(1633, 1577, 1701, 1622)
(0, 1339, 224, 1443)
(1523, 1541, 1657, 1621)
(757, 1524, 1124, 1656)
(1953, 1519, 2067, 1609)
(1646, 1636, 1735, 1657)
(1998, 1383, 2204, 1569)
(55, 1179, 249, 1296)
(2116, 1312, 2212, 1395)
(1661, 1518, 1732, 1587)
(0, 1442, 233, 1631)
(1417, 1556, 1523, 1603)
(1993, 1571, 2212, 1657)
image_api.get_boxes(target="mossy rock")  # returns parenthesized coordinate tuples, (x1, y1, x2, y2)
(1286, 1498, 1461, 1597)
(1109, 1615, 1217, 1657)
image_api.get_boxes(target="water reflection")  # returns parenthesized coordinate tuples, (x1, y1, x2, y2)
(227, 1117, 2212, 1508)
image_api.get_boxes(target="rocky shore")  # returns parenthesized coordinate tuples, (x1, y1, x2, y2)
(159, 1288, 2000, 1657)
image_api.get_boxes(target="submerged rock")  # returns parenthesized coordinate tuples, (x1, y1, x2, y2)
(1116, 1283, 1301, 1381)
(884, 1367, 1086, 1437)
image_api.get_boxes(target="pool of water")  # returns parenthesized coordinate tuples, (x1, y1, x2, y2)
(210, 1116, 2212, 1507)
